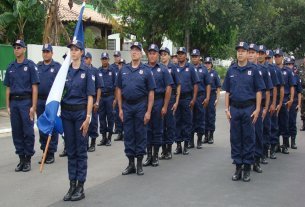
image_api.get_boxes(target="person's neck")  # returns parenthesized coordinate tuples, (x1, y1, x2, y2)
(72, 59, 81, 69)
(131, 60, 141, 68)
(162, 60, 170, 66)
(44, 59, 52, 65)
(208, 67, 212, 71)
(238, 60, 247, 67)
(178, 60, 186, 67)
(258, 60, 265, 64)
(193, 63, 200, 67)
(277, 64, 283, 68)
(149, 62, 157, 67)
(103, 64, 109, 69)
(16, 56, 25, 64)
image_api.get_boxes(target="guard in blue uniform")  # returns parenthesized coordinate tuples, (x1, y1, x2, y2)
(143, 44, 173, 167)
(97, 52, 116, 146)
(4, 40, 40, 172)
(223, 42, 265, 182)
(258, 46, 280, 164)
(116, 42, 156, 176)
(248, 44, 271, 173)
(159, 47, 181, 160)
(204, 57, 221, 144)
(286, 58, 302, 149)
(84, 52, 104, 152)
(62, 40, 95, 201)
(37, 44, 61, 164)
(175, 47, 200, 154)
(274, 49, 296, 154)
(266, 50, 285, 159)
(190, 49, 211, 148)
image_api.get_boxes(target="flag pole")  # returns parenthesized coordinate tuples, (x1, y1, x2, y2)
(39, 135, 52, 173)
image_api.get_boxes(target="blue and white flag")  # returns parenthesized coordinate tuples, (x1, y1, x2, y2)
(37, 2, 86, 135)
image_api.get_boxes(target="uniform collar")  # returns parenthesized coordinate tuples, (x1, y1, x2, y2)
(146, 62, 160, 69)
(14, 58, 29, 67)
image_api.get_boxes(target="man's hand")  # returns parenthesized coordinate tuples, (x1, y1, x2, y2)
(119, 109, 124, 122)
(262, 108, 268, 121)
(144, 112, 151, 125)
(189, 99, 195, 110)
(93, 102, 99, 113)
(202, 98, 209, 108)
(275, 104, 282, 116)
(29, 106, 36, 121)
(171, 102, 178, 114)
(161, 106, 167, 117)
(7, 107, 10, 116)
(269, 103, 276, 115)
(251, 109, 260, 124)
(285, 100, 293, 111)
(214, 99, 218, 107)
(80, 118, 90, 137)
(225, 110, 231, 122)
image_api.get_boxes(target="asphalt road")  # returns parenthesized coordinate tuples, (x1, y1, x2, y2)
(1, 94, 305, 207)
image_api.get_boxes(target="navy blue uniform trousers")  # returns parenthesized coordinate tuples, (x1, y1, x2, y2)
(147, 98, 163, 146)
(163, 96, 176, 145)
(175, 97, 192, 142)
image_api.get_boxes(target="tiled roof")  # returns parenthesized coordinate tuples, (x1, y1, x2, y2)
(59, 0, 111, 25)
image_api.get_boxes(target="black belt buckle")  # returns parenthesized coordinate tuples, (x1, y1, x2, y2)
(231, 99, 255, 108)
(155, 93, 165, 100)
(124, 96, 147, 105)
(180, 92, 192, 99)
(61, 103, 87, 111)
(103, 91, 114, 97)
(10, 94, 32, 101)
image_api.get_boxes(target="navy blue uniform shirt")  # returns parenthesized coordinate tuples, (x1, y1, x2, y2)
(116, 63, 156, 101)
(292, 72, 302, 99)
(162, 62, 181, 91)
(37, 60, 61, 96)
(176, 62, 200, 94)
(87, 65, 104, 91)
(257, 64, 273, 99)
(145, 63, 173, 94)
(208, 69, 221, 91)
(193, 64, 211, 93)
(62, 64, 96, 105)
(222, 62, 265, 102)
(277, 66, 296, 95)
(265, 63, 280, 98)
(98, 65, 116, 93)
(4, 59, 40, 95)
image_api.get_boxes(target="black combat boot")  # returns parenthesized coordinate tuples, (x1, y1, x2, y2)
(22, 155, 31, 172)
(188, 133, 195, 148)
(261, 147, 268, 164)
(174, 142, 182, 154)
(122, 156, 136, 175)
(197, 134, 203, 149)
(291, 137, 297, 149)
(275, 143, 281, 153)
(114, 132, 124, 141)
(300, 120, 305, 131)
(46, 152, 55, 164)
(97, 133, 107, 146)
(59, 148, 67, 157)
(165, 144, 172, 159)
(63, 180, 77, 201)
(71, 181, 85, 201)
(152, 145, 160, 167)
(183, 141, 190, 155)
(203, 131, 209, 144)
(88, 138, 96, 152)
(15, 155, 25, 172)
(282, 138, 289, 154)
(270, 144, 277, 159)
(208, 131, 214, 144)
(143, 145, 153, 167)
(253, 157, 263, 173)
(159, 144, 167, 160)
(105, 133, 112, 146)
(243, 164, 251, 182)
(232, 164, 242, 181)
(136, 155, 144, 175)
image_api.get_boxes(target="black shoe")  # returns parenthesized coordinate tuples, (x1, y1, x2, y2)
(88, 138, 96, 152)
(203, 131, 209, 144)
(114, 132, 124, 141)
(63, 180, 77, 201)
(232, 164, 242, 181)
(59, 149, 67, 157)
(174, 142, 182, 154)
(270, 145, 277, 159)
(243, 164, 251, 182)
(22, 156, 31, 172)
(137, 156, 144, 175)
(188, 133, 195, 148)
(208, 131, 214, 144)
(183, 141, 189, 155)
(197, 134, 203, 149)
(15, 155, 25, 172)
(71, 181, 85, 201)
(143, 145, 152, 167)
(275, 144, 281, 153)
(105, 133, 112, 146)
(282, 146, 289, 154)
(152, 145, 159, 167)
(253, 158, 263, 173)
(97, 133, 107, 146)
(165, 144, 172, 160)
(159, 145, 167, 160)
(291, 137, 297, 149)
(261, 156, 268, 165)
(282, 139, 289, 154)
(45, 153, 55, 164)
(122, 156, 136, 175)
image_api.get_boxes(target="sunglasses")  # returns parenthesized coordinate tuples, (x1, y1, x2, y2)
(14, 46, 22, 50)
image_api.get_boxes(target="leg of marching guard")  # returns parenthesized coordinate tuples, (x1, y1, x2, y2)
(182, 98, 192, 155)
(208, 94, 217, 144)
(88, 111, 98, 152)
(105, 96, 115, 146)
(278, 104, 289, 154)
(289, 101, 298, 149)
(262, 112, 271, 164)
(270, 113, 279, 159)
(98, 99, 107, 145)
(174, 103, 183, 154)
(254, 111, 263, 173)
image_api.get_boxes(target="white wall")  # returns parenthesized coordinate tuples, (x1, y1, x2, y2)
(27, 44, 132, 68)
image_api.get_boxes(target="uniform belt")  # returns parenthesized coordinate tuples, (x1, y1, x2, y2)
(180, 92, 192, 99)
(103, 92, 114, 97)
(61, 103, 87, 111)
(230, 99, 256, 108)
(38, 95, 48, 100)
(155, 93, 165, 100)
(197, 91, 205, 97)
(123, 96, 147, 105)
(10, 94, 32, 101)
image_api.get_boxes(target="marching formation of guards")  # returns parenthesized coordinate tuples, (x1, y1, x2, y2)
(3, 39, 304, 201)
